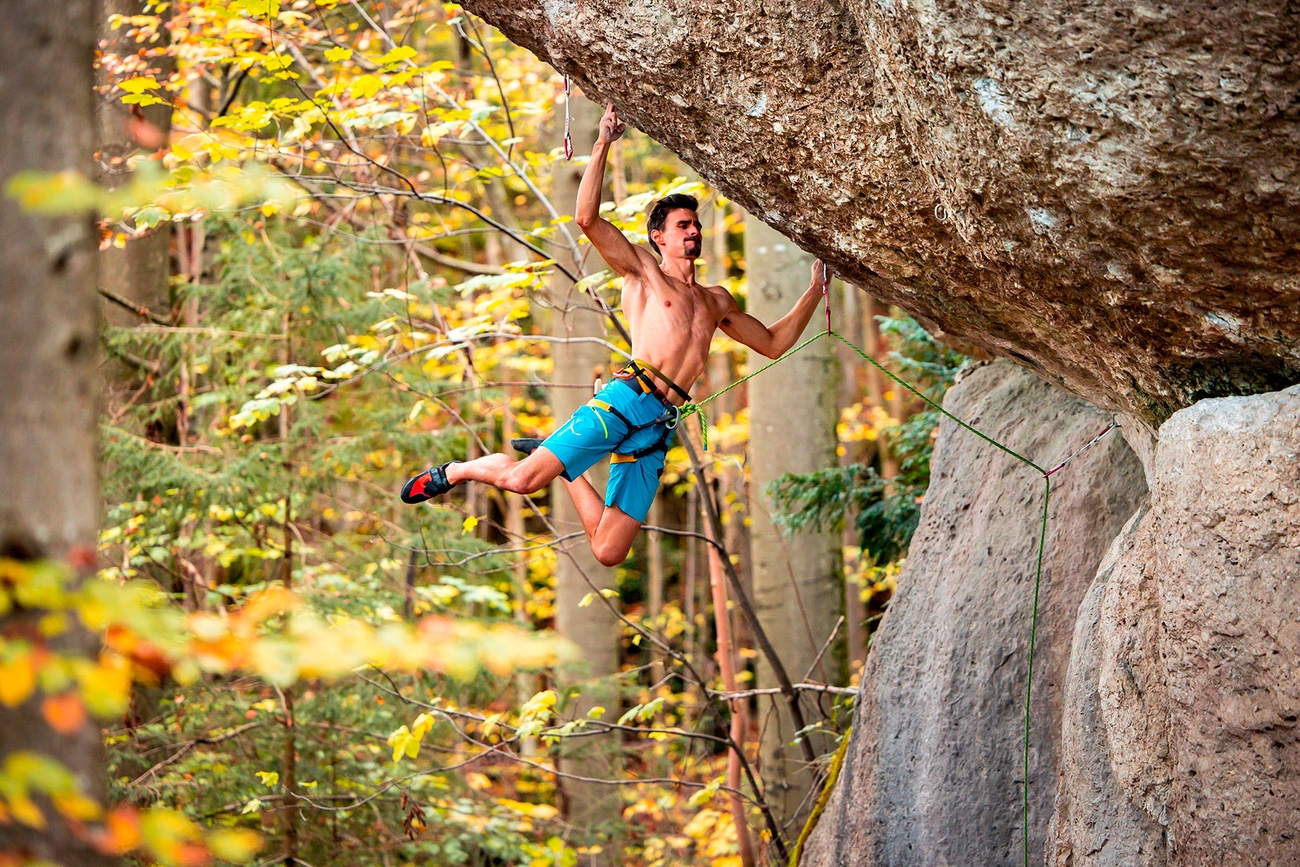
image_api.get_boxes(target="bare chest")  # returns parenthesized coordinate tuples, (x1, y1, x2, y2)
(626, 279, 717, 339)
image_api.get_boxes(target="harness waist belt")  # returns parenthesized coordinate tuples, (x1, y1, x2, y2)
(616, 359, 692, 406)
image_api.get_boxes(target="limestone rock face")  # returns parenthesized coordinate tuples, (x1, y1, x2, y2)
(799, 360, 1147, 866)
(1054, 384, 1300, 867)
(461, 0, 1300, 427)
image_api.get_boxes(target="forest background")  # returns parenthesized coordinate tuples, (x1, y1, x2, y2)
(1, 2, 967, 865)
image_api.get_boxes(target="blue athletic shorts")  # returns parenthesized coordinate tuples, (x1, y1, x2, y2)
(540, 378, 676, 523)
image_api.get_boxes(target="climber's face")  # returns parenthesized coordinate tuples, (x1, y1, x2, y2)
(651, 208, 703, 260)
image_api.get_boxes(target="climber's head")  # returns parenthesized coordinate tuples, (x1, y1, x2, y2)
(648, 194, 702, 260)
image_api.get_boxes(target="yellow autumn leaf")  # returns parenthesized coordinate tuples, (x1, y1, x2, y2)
(462, 515, 478, 535)
(119, 75, 160, 94)
(410, 712, 434, 739)
(349, 74, 383, 100)
(386, 725, 420, 762)
(377, 45, 416, 66)
(8, 795, 45, 829)
(0, 653, 35, 707)
(76, 653, 131, 718)
(52, 790, 102, 822)
(496, 798, 559, 820)
(324, 46, 352, 62)
(208, 828, 263, 863)
(140, 807, 205, 865)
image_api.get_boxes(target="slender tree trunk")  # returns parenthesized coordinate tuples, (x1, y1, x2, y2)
(608, 138, 628, 206)
(684, 478, 700, 660)
(836, 284, 869, 672)
(708, 546, 756, 867)
(0, 3, 112, 865)
(646, 499, 664, 619)
(744, 218, 842, 829)
(547, 90, 622, 860)
(863, 294, 899, 479)
(97, 0, 174, 331)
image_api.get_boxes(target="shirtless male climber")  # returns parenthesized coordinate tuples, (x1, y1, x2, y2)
(402, 104, 829, 567)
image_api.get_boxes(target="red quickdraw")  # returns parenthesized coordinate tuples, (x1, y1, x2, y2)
(562, 74, 573, 161)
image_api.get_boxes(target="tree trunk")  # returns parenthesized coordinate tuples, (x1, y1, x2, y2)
(0, 2, 112, 865)
(547, 90, 622, 859)
(97, 0, 174, 331)
(744, 218, 842, 829)
(835, 282, 869, 672)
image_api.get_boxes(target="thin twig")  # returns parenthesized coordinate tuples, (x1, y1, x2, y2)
(100, 288, 171, 326)
(801, 615, 845, 684)
(708, 682, 859, 702)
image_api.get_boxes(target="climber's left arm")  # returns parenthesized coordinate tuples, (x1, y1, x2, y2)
(718, 260, 828, 358)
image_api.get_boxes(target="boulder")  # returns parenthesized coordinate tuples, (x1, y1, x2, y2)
(1054, 384, 1300, 866)
(461, 0, 1300, 427)
(800, 360, 1147, 866)
(1048, 504, 1169, 867)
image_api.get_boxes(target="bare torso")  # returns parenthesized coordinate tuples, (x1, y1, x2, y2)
(620, 266, 727, 404)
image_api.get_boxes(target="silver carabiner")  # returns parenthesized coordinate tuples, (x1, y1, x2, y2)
(663, 404, 682, 430)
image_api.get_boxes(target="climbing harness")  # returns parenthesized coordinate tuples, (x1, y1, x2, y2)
(562, 74, 573, 161)
(670, 277, 1114, 867)
(582, 360, 691, 466)
(619, 358, 693, 406)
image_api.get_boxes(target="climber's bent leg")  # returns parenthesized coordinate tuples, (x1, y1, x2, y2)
(557, 473, 607, 539)
(587, 506, 643, 567)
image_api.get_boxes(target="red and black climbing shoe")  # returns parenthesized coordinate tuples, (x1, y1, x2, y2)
(511, 438, 544, 455)
(400, 462, 458, 504)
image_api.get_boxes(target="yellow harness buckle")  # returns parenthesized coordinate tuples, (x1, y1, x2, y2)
(610, 453, 638, 464)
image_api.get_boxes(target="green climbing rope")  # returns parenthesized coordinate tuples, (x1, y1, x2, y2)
(681, 328, 1052, 867)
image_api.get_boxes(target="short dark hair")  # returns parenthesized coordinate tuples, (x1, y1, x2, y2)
(647, 193, 699, 255)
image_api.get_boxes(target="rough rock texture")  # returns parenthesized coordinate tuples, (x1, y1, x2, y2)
(1054, 384, 1300, 867)
(799, 361, 1147, 866)
(462, 0, 1300, 427)
(1049, 505, 1169, 867)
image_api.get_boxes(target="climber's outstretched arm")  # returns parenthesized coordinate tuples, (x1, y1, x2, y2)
(574, 104, 656, 279)
(718, 260, 829, 358)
